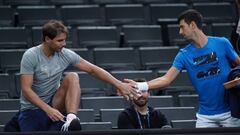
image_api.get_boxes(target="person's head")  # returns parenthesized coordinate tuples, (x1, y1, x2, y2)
(177, 9, 203, 40)
(42, 20, 68, 52)
(132, 78, 150, 108)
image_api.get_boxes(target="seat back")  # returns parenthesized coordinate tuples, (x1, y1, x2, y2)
(100, 108, 124, 128)
(178, 94, 198, 110)
(0, 27, 29, 49)
(171, 119, 196, 128)
(155, 107, 196, 121)
(139, 46, 179, 70)
(17, 5, 58, 26)
(81, 122, 112, 130)
(0, 110, 18, 125)
(105, 4, 146, 26)
(0, 49, 26, 73)
(0, 6, 14, 27)
(0, 99, 20, 110)
(122, 25, 163, 47)
(60, 5, 103, 26)
(211, 23, 234, 39)
(0, 74, 15, 98)
(77, 26, 119, 48)
(148, 96, 174, 108)
(150, 3, 189, 24)
(93, 47, 140, 71)
(77, 109, 95, 122)
(193, 2, 236, 23)
(81, 96, 126, 115)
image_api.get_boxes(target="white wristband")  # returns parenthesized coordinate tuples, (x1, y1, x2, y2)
(136, 82, 149, 92)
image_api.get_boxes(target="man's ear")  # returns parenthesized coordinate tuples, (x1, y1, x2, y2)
(45, 36, 51, 43)
(190, 21, 196, 29)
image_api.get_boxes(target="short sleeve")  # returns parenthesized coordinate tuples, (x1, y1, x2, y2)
(63, 49, 81, 66)
(20, 50, 36, 75)
(172, 50, 185, 71)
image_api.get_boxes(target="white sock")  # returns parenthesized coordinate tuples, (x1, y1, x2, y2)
(66, 113, 77, 122)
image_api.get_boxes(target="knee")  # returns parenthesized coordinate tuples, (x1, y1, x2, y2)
(64, 72, 79, 83)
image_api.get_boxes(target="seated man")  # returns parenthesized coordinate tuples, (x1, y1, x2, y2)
(18, 20, 137, 132)
(117, 79, 171, 129)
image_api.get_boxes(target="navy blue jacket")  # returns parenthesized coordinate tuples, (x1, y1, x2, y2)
(226, 65, 240, 118)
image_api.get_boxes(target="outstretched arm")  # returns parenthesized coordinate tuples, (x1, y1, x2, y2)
(124, 67, 180, 91)
(75, 58, 138, 98)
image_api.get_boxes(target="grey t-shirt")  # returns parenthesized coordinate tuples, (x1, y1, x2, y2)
(20, 44, 81, 110)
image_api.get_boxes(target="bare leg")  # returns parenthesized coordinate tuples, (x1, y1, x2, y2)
(52, 72, 81, 114)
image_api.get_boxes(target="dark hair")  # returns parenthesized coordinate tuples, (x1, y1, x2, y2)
(177, 9, 203, 30)
(42, 20, 68, 41)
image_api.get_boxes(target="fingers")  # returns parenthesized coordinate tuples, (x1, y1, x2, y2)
(117, 79, 143, 101)
(124, 95, 130, 101)
(123, 79, 136, 84)
(131, 89, 141, 99)
(48, 108, 65, 122)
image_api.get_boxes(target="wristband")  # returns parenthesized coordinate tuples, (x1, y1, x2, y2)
(136, 82, 149, 92)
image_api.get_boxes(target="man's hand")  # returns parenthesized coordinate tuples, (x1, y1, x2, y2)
(45, 107, 65, 122)
(116, 80, 141, 100)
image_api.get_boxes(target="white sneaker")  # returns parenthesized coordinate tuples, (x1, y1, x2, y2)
(61, 117, 81, 131)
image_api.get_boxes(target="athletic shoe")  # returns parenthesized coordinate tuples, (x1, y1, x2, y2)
(61, 117, 82, 131)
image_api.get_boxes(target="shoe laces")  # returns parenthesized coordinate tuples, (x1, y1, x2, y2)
(61, 117, 80, 131)
(61, 120, 71, 131)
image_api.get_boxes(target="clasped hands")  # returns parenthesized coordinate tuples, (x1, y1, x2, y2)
(117, 79, 143, 100)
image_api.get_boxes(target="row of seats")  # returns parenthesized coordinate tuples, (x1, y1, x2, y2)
(0, 0, 235, 6)
(0, 107, 197, 130)
(0, 96, 198, 129)
(0, 46, 179, 73)
(0, 2, 236, 27)
(0, 69, 194, 98)
(0, 22, 234, 49)
(0, 95, 198, 111)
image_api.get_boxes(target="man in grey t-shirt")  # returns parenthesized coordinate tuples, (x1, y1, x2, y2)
(18, 20, 138, 132)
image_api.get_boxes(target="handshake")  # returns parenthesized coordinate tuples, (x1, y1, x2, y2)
(118, 79, 149, 100)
